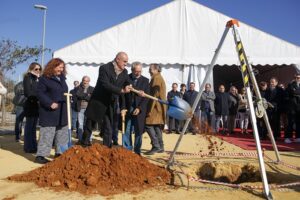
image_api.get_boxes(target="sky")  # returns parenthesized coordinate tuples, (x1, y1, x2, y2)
(1, 0, 299, 81)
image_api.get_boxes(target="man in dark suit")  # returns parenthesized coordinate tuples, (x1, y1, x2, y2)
(285, 73, 300, 143)
(123, 62, 149, 155)
(80, 52, 132, 147)
(167, 83, 181, 134)
(69, 80, 79, 137)
(214, 84, 230, 134)
(265, 77, 285, 140)
(183, 82, 200, 134)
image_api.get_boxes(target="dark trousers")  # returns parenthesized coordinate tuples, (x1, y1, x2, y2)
(168, 116, 179, 132)
(257, 118, 268, 139)
(24, 117, 38, 152)
(102, 115, 114, 147)
(112, 112, 119, 143)
(268, 111, 281, 139)
(15, 107, 25, 141)
(81, 118, 94, 145)
(228, 114, 236, 134)
(145, 125, 164, 150)
(286, 112, 300, 139)
(201, 110, 214, 133)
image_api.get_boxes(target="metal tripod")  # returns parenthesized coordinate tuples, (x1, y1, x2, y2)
(167, 19, 281, 200)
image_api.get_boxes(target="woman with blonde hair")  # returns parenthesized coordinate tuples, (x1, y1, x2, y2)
(23, 62, 42, 153)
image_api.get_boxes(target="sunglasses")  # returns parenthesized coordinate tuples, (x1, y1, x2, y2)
(34, 68, 41, 71)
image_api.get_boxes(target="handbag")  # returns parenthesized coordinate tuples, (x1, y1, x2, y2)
(12, 94, 27, 106)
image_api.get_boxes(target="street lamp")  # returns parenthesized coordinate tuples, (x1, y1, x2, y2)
(34, 4, 47, 67)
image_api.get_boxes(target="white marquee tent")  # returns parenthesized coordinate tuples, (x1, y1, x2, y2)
(53, 0, 300, 91)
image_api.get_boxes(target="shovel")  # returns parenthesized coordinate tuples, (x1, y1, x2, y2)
(130, 88, 192, 120)
(58, 93, 73, 153)
(121, 109, 127, 147)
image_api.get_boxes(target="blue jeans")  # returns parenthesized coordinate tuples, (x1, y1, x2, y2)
(77, 108, 86, 141)
(201, 110, 214, 132)
(24, 117, 38, 152)
(123, 116, 143, 154)
(71, 108, 78, 131)
(14, 106, 25, 141)
(215, 115, 228, 133)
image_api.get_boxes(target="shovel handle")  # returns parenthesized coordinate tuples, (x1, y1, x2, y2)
(130, 88, 169, 105)
(130, 88, 158, 101)
(64, 93, 73, 130)
(121, 110, 127, 134)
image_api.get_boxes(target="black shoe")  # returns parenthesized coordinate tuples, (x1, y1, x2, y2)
(80, 141, 92, 148)
(24, 149, 37, 153)
(144, 148, 160, 155)
(35, 156, 50, 164)
(157, 149, 164, 153)
(113, 141, 119, 146)
(54, 153, 61, 158)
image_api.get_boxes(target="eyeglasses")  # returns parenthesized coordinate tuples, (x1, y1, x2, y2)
(34, 68, 41, 71)
(296, 77, 300, 79)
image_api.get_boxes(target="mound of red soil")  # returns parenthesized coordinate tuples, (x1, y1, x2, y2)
(8, 144, 171, 196)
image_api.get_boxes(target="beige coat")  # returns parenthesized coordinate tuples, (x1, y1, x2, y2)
(145, 73, 167, 125)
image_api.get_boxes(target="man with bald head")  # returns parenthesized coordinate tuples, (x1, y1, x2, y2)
(80, 52, 132, 147)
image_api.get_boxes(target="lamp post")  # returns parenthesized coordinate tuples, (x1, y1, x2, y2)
(34, 4, 47, 67)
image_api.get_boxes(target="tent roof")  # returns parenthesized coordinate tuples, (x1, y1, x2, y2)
(53, 0, 300, 66)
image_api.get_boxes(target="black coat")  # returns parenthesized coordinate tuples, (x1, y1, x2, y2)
(37, 75, 68, 127)
(167, 90, 181, 102)
(265, 86, 285, 113)
(23, 73, 39, 117)
(228, 93, 239, 115)
(124, 74, 149, 133)
(214, 92, 230, 116)
(85, 62, 130, 122)
(70, 87, 78, 110)
(75, 85, 94, 112)
(183, 90, 200, 111)
(286, 81, 300, 113)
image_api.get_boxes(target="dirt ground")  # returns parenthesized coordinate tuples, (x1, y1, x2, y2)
(0, 131, 299, 200)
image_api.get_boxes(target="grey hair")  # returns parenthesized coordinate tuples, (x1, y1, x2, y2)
(150, 63, 162, 72)
(131, 61, 142, 71)
(82, 75, 90, 81)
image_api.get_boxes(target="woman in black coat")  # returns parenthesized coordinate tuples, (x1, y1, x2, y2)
(23, 62, 42, 153)
(35, 58, 69, 164)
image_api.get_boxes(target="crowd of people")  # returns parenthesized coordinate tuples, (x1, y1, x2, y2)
(11, 51, 300, 164)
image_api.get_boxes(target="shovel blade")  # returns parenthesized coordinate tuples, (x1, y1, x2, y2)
(167, 96, 192, 120)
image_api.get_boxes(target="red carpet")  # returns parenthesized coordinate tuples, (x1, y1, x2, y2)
(218, 134, 300, 152)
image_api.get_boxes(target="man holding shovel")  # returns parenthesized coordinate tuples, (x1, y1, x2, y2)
(123, 62, 149, 155)
(80, 52, 132, 148)
(144, 64, 167, 155)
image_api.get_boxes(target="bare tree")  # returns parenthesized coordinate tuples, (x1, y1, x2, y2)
(0, 39, 50, 76)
